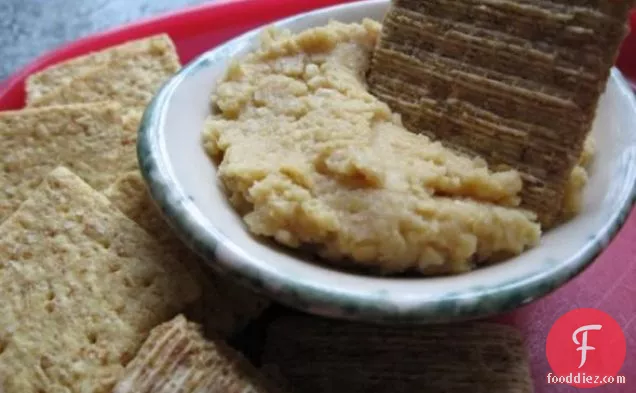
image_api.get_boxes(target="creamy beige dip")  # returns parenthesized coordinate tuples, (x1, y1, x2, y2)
(203, 20, 592, 275)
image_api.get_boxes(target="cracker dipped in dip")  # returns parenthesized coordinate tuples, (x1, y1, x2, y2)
(203, 20, 592, 275)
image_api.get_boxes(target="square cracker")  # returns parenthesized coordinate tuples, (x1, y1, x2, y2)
(0, 101, 138, 223)
(112, 315, 283, 393)
(368, 0, 633, 226)
(0, 167, 200, 393)
(25, 34, 179, 104)
(28, 40, 180, 108)
(103, 171, 270, 337)
(264, 316, 533, 393)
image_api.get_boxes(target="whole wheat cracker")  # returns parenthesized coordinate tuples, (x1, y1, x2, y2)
(28, 41, 180, 108)
(103, 171, 270, 338)
(25, 34, 178, 104)
(368, 0, 634, 226)
(0, 102, 138, 223)
(112, 314, 283, 393)
(263, 316, 533, 393)
(0, 167, 200, 393)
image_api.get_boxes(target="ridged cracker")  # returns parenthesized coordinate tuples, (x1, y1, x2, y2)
(113, 315, 283, 393)
(103, 171, 270, 337)
(368, 0, 634, 226)
(26, 34, 178, 104)
(0, 167, 200, 393)
(263, 316, 533, 393)
(0, 102, 137, 223)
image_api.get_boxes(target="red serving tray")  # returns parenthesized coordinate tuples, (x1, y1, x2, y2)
(1, 1, 634, 392)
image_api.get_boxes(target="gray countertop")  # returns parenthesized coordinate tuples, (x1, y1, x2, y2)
(1, 0, 214, 81)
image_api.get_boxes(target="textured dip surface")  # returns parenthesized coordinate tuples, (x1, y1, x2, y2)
(203, 20, 584, 274)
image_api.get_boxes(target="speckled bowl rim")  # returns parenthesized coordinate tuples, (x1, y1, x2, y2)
(138, 0, 636, 323)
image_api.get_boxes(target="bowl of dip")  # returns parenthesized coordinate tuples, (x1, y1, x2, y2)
(138, 0, 636, 323)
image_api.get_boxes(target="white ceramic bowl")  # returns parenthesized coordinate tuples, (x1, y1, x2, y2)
(138, 0, 636, 323)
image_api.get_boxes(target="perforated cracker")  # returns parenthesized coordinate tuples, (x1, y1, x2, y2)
(103, 171, 270, 337)
(0, 167, 200, 393)
(25, 34, 179, 104)
(28, 39, 180, 108)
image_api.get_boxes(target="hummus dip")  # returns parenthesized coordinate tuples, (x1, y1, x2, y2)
(203, 20, 592, 275)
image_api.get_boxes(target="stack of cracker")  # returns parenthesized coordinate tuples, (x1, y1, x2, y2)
(2, 34, 180, 220)
(0, 102, 138, 221)
(0, 34, 270, 392)
(368, 0, 634, 226)
(263, 316, 533, 393)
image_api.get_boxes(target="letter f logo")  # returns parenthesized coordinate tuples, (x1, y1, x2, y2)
(572, 324, 602, 369)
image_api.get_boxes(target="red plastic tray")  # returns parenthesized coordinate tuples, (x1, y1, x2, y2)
(1, 1, 635, 392)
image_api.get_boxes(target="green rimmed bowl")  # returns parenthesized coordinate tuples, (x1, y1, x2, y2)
(138, 0, 636, 323)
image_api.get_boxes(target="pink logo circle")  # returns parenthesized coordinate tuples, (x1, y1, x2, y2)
(546, 308, 626, 388)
